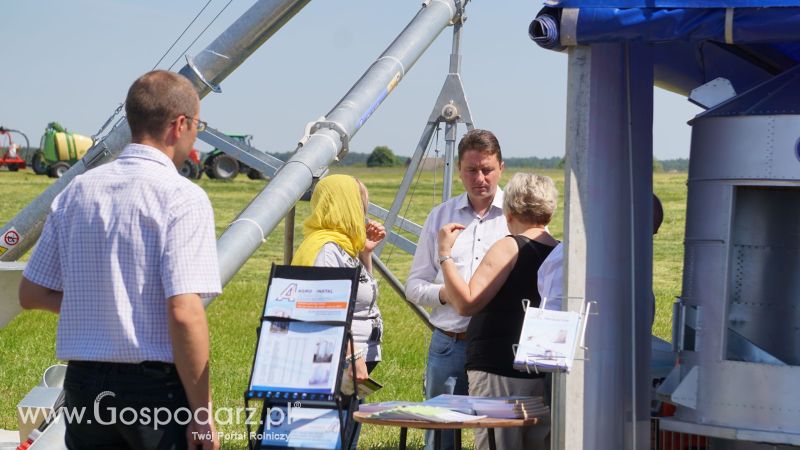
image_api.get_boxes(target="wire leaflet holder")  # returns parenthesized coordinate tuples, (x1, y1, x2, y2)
(245, 264, 361, 450)
(512, 296, 596, 374)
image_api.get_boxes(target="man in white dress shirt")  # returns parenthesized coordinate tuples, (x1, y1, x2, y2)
(19, 70, 221, 450)
(406, 129, 508, 450)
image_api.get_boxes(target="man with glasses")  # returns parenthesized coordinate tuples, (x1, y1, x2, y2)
(20, 70, 221, 450)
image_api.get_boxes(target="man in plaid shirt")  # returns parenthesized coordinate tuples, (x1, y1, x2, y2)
(20, 70, 222, 450)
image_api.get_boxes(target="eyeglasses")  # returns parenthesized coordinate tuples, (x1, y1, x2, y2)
(174, 114, 207, 132)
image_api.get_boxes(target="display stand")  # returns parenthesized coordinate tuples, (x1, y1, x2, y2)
(245, 264, 361, 450)
(512, 297, 595, 374)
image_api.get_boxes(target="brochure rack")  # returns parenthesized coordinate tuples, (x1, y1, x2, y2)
(246, 264, 361, 450)
(512, 297, 595, 374)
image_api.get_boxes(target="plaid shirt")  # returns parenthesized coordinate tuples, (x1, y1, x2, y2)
(24, 144, 222, 363)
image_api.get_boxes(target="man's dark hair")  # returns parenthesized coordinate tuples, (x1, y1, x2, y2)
(125, 70, 198, 139)
(457, 129, 502, 164)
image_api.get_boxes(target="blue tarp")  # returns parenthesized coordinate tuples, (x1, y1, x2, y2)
(545, 1, 800, 7)
(533, 8, 800, 47)
(531, 5, 800, 95)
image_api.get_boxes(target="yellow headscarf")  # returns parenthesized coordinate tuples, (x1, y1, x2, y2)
(291, 174, 367, 266)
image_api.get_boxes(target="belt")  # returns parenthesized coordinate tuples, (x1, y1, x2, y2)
(68, 360, 176, 375)
(437, 328, 468, 340)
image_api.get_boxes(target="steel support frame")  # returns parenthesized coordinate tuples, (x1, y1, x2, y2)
(553, 43, 654, 450)
(375, 19, 474, 257)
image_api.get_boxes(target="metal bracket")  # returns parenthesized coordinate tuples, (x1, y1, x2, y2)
(185, 54, 222, 94)
(452, 0, 466, 25)
(670, 365, 699, 410)
(310, 120, 350, 158)
(298, 117, 350, 161)
(427, 74, 474, 126)
(83, 138, 113, 170)
(689, 77, 736, 109)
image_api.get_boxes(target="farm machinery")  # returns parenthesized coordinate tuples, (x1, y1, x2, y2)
(202, 133, 266, 180)
(178, 133, 267, 180)
(31, 122, 93, 178)
(0, 127, 30, 172)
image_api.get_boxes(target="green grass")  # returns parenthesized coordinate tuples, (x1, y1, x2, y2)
(0, 167, 686, 448)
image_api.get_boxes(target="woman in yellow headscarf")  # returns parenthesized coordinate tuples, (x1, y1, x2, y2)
(292, 174, 386, 362)
(292, 174, 386, 449)
(292, 173, 371, 266)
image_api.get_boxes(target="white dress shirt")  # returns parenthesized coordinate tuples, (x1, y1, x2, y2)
(537, 241, 563, 311)
(405, 191, 509, 332)
(24, 144, 222, 363)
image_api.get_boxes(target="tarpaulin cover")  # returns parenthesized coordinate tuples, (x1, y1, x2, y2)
(545, 0, 800, 7)
(531, 6, 800, 95)
(534, 8, 800, 47)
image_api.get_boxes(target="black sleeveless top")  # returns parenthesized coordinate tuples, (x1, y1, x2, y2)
(465, 235, 555, 379)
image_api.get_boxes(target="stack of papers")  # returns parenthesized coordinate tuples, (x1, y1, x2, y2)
(361, 395, 550, 422)
(514, 306, 582, 373)
(425, 395, 549, 420)
(471, 397, 549, 419)
(366, 405, 486, 423)
(358, 401, 415, 414)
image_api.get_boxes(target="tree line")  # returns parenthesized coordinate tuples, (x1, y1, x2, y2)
(267, 146, 690, 171)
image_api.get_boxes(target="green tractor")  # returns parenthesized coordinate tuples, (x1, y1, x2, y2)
(32, 122, 94, 178)
(203, 134, 265, 180)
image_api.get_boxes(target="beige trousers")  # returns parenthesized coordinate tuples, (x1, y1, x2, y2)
(467, 370, 551, 450)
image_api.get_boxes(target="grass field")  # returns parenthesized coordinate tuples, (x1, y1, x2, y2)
(0, 166, 687, 448)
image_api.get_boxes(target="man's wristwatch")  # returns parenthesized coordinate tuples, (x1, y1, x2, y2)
(438, 255, 453, 265)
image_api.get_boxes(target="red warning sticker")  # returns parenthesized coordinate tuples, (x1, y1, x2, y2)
(2, 228, 20, 248)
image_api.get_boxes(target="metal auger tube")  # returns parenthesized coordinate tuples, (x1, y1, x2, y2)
(0, 0, 311, 262)
(214, 0, 460, 293)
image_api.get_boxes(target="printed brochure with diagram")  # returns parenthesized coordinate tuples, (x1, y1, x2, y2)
(250, 275, 354, 394)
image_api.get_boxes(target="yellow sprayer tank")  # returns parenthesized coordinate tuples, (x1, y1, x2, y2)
(53, 131, 92, 161)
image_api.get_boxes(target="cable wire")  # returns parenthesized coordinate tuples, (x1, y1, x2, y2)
(152, 0, 214, 71)
(92, 0, 216, 141)
(168, 0, 235, 71)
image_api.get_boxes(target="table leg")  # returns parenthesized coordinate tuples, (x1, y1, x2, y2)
(433, 430, 442, 450)
(454, 429, 462, 450)
(399, 427, 407, 450)
(488, 428, 497, 450)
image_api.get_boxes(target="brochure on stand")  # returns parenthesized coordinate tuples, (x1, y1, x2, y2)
(247, 265, 360, 450)
(260, 406, 343, 449)
(250, 270, 355, 396)
(514, 306, 582, 373)
(262, 277, 353, 322)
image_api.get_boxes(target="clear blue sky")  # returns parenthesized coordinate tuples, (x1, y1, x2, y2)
(3, 0, 700, 159)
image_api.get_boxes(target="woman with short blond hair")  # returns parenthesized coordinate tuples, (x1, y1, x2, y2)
(438, 172, 559, 450)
